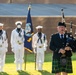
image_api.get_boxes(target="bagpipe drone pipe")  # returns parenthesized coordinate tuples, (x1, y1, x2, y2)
(65, 22, 76, 57)
(61, 9, 76, 57)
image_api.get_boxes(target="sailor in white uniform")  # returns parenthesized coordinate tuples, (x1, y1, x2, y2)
(32, 25, 47, 70)
(11, 21, 24, 71)
(0, 23, 8, 72)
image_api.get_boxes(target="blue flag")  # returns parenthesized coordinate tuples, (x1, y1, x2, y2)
(24, 5, 33, 53)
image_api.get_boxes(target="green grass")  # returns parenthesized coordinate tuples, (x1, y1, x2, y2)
(1, 52, 76, 75)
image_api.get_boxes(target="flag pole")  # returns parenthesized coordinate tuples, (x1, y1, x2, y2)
(24, 3, 33, 70)
(35, 52, 36, 70)
(24, 49, 27, 70)
(24, 4, 30, 71)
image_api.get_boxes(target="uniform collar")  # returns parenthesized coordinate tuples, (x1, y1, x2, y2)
(59, 33, 64, 38)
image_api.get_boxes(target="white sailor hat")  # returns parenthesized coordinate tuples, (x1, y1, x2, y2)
(15, 21, 22, 25)
(36, 25, 43, 29)
(0, 23, 4, 26)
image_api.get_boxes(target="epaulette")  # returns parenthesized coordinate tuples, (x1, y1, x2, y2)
(51, 33, 57, 36)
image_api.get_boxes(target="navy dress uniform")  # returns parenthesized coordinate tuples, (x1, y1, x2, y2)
(11, 21, 24, 71)
(49, 22, 73, 74)
(0, 23, 8, 72)
(32, 26, 47, 70)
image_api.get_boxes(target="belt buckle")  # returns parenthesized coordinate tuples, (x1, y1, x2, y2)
(0, 45, 2, 47)
(39, 46, 42, 48)
(17, 41, 22, 45)
(18, 43, 22, 45)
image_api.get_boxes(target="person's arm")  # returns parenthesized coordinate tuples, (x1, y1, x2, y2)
(3, 31, 8, 52)
(44, 35, 48, 51)
(5, 31, 8, 48)
(49, 34, 59, 52)
(32, 34, 37, 53)
(10, 30, 15, 52)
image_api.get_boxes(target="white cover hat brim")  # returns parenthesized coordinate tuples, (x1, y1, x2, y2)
(36, 25, 43, 29)
(0, 23, 4, 26)
(15, 21, 22, 25)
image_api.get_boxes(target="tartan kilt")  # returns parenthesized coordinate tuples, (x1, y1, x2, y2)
(52, 57, 73, 73)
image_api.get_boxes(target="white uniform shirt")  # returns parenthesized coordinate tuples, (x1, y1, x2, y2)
(0, 30, 8, 52)
(32, 32, 47, 52)
(11, 28, 24, 50)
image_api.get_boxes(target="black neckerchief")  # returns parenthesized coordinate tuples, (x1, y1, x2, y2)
(37, 32, 42, 43)
(0, 30, 3, 40)
(16, 28, 22, 37)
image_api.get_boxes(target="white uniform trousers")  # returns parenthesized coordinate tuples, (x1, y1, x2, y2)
(0, 48, 6, 72)
(36, 48, 44, 70)
(13, 44, 24, 71)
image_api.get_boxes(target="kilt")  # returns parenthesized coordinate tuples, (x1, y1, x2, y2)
(52, 57, 73, 73)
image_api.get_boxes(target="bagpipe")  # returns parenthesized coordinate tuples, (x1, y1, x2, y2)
(61, 9, 76, 53)
(59, 9, 76, 66)
(60, 21, 76, 66)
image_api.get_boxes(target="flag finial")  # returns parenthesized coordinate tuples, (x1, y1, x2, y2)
(28, 4, 31, 10)
(61, 8, 63, 11)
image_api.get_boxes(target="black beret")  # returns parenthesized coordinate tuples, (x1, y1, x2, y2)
(58, 22, 66, 27)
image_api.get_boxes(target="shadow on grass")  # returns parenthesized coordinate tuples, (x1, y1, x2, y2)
(17, 70, 30, 75)
(38, 70, 54, 75)
(0, 72, 9, 75)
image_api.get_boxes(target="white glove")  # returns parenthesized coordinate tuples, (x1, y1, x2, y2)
(44, 47, 46, 51)
(5, 48, 8, 52)
(12, 48, 15, 53)
(33, 48, 37, 53)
